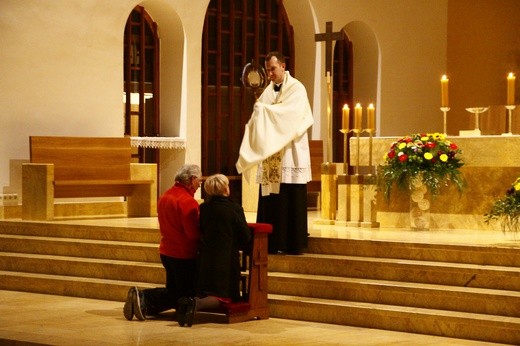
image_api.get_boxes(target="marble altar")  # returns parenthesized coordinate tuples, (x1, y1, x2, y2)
(350, 135, 520, 230)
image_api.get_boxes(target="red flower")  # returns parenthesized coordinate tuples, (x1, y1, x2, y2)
(388, 150, 396, 159)
(398, 154, 408, 162)
(450, 143, 458, 150)
(424, 142, 436, 149)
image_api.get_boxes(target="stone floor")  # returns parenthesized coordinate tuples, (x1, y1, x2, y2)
(0, 290, 505, 346)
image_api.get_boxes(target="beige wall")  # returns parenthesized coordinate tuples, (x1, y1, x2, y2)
(1, 0, 518, 195)
(307, 0, 448, 138)
(0, 0, 209, 194)
(447, 0, 520, 135)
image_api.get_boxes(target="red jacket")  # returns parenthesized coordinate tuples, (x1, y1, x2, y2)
(158, 183, 201, 259)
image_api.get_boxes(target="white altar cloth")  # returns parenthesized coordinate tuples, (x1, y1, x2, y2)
(130, 137, 185, 150)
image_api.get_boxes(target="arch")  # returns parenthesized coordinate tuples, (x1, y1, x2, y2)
(120, 1, 186, 193)
(344, 21, 380, 135)
(200, 0, 295, 203)
(137, 1, 185, 137)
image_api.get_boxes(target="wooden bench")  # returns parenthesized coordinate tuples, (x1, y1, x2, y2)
(203, 223, 272, 323)
(22, 136, 157, 220)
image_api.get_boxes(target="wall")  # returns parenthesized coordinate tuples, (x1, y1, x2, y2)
(308, 0, 448, 138)
(447, 0, 520, 135)
(0, 0, 208, 195)
(1, 0, 519, 198)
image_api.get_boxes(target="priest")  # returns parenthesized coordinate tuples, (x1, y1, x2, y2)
(236, 51, 314, 255)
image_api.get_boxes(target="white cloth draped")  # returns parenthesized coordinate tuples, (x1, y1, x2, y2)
(236, 71, 314, 195)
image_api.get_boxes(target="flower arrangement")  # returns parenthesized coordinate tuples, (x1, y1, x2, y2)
(485, 177, 520, 233)
(377, 132, 466, 201)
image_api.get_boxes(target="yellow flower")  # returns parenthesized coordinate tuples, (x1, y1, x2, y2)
(514, 183, 520, 192)
(431, 132, 445, 141)
(421, 136, 428, 141)
(424, 152, 433, 160)
(398, 142, 406, 150)
(439, 154, 448, 162)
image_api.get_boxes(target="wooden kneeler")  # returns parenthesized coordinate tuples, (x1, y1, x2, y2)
(217, 222, 272, 323)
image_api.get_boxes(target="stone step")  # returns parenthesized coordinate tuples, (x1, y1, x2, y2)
(1, 219, 519, 345)
(0, 219, 160, 243)
(0, 270, 155, 302)
(0, 252, 164, 284)
(0, 234, 159, 262)
(268, 272, 520, 317)
(268, 294, 520, 345)
(308, 237, 520, 267)
(268, 253, 520, 290)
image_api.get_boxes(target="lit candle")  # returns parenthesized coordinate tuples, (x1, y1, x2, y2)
(507, 72, 516, 105)
(367, 103, 375, 130)
(441, 75, 449, 108)
(354, 103, 362, 130)
(342, 104, 350, 130)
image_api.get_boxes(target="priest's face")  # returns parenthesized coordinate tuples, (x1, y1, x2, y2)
(265, 57, 286, 85)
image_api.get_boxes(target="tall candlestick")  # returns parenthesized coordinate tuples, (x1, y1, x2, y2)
(342, 104, 350, 130)
(354, 103, 362, 130)
(441, 75, 449, 108)
(507, 72, 516, 105)
(367, 103, 375, 130)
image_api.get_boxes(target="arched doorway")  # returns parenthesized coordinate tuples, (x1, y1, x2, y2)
(201, 0, 295, 202)
(123, 6, 160, 164)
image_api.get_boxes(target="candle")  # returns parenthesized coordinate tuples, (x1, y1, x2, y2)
(342, 104, 350, 130)
(441, 75, 449, 108)
(354, 103, 362, 130)
(507, 72, 516, 105)
(367, 103, 375, 130)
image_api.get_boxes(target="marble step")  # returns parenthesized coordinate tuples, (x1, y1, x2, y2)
(0, 270, 155, 302)
(268, 272, 520, 317)
(268, 253, 520, 290)
(0, 234, 160, 262)
(308, 237, 520, 267)
(0, 252, 164, 284)
(268, 293, 520, 345)
(3, 251, 518, 318)
(0, 220, 160, 243)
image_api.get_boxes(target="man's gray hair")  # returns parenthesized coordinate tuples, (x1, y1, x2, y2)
(174, 164, 202, 185)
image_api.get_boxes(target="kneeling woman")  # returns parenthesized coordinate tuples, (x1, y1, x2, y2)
(177, 174, 252, 327)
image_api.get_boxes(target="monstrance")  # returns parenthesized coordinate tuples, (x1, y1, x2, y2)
(241, 60, 267, 99)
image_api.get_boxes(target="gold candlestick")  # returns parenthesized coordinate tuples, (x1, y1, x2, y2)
(440, 107, 450, 134)
(503, 105, 516, 136)
(353, 129, 361, 175)
(339, 129, 349, 175)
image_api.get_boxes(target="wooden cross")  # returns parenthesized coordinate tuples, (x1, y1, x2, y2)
(315, 21, 343, 75)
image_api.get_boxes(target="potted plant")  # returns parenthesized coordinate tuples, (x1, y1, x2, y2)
(485, 177, 520, 233)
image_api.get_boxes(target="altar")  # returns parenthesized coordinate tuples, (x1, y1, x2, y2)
(350, 135, 520, 230)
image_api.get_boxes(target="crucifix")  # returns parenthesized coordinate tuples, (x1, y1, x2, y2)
(315, 21, 343, 223)
(315, 21, 343, 78)
(315, 21, 343, 163)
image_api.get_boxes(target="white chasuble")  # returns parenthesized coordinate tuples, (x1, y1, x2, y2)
(236, 71, 314, 196)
